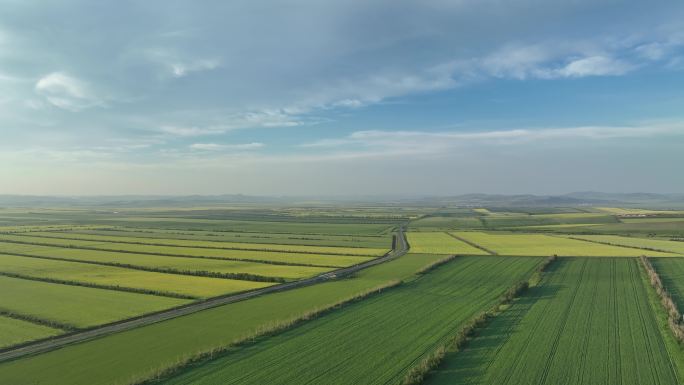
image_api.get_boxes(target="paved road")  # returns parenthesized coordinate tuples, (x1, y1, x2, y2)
(0, 226, 408, 363)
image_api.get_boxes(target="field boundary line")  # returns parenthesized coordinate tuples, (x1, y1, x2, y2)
(77, 225, 395, 238)
(61, 229, 387, 249)
(0, 309, 77, 332)
(0, 251, 289, 283)
(445, 232, 497, 255)
(0, 238, 344, 269)
(9, 232, 387, 257)
(0, 271, 197, 300)
(0, 226, 409, 363)
(552, 234, 680, 256)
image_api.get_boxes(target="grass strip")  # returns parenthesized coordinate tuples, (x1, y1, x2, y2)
(639, 256, 684, 342)
(0, 309, 76, 332)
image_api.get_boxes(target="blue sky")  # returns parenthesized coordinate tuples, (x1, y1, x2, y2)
(1, 0, 684, 196)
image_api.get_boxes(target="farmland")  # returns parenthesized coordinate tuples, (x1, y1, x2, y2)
(1, 204, 684, 385)
(0, 208, 399, 351)
(423, 258, 684, 385)
(566, 234, 684, 255)
(0, 253, 449, 385)
(0, 275, 188, 329)
(0, 234, 377, 267)
(0, 316, 60, 349)
(0, 254, 273, 298)
(452, 232, 677, 256)
(407, 232, 489, 255)
(158, 257, 541, 385)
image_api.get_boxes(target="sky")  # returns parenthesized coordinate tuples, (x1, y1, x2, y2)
(1, 0, 684, 196)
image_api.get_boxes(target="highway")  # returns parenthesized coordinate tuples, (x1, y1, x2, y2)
(0, 226, 408, 363)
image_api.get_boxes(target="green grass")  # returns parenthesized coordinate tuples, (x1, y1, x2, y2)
(0, 316, 61, 349)
(452, 232, 675, 256)
(0, 253, 453, 385)
(0, 254, 273, 298)
(23, 231, 389, 256)
(424, 258, 683, 385)
(651, 258, 684, 311)
(0, 276, 188, 329)
(0, 235, 373, 267)
(157, 257, 541, 385)
(0, 242, 332, 279)
(407, 232, 488, 255)
(566, 235, 684, 255)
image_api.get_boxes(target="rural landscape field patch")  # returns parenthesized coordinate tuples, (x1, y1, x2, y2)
(424, 258, 683, 385)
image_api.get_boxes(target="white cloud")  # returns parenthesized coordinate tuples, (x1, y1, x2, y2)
(189, 142, 264, 151)
(34, 72, 102, 111)
(157, 109, 303, 137)
(555, 56, 635, 78)
(142, 48, 220, 78)
(170, 58, 220, 78)
(303, 123, 684, 155)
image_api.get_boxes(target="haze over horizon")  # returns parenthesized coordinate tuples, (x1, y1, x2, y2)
(2, 1, 684, 195)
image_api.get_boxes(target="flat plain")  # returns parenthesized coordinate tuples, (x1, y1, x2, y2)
(2, 205, 684, 385)
(424, 258, 684, 385)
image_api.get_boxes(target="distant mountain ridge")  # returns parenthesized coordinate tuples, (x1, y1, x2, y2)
(0, 192, 683, 208)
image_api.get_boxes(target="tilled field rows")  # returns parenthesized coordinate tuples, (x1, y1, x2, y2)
(425, 258, 683, 385)
(160, 256, 541, 385)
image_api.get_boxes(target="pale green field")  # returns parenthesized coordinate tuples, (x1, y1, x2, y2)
(0, 254, 273, 298)
(452, 232, 676, 256)
(0, 276, 188, 328)
(0, 234, 372, 267)
(513, 223, 604, 229)
(24, 231, 389, 256)
(565, 235, 684, 255)
(77, 228, 390, 249)
(0, 316, 61, 349)
(0, 242, 330, 280)
(621, 218, 684, 223)
(597, 207, 684, 215)
(407, 232, 488, 255)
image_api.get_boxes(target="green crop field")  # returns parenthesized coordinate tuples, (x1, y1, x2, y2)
(2, 203, 684, 385)
(480, 213, 619, 228)
(0, 235, 373, 267)
(0, 254, 272, 298)
(408, 216, 484, 230)
(424, 258, 684, 385)
(0, 242, 330, 279)
(69, 228, 391, 248)
(407, 232, 488, 254)
(21, 231, 390, 256)
(158, 257, 541, 385)
(0, 316, 61, 349)
(566, 235, 684, 255)
(0, 275, 188, 329)
(451, 232, 675, 256)
(0, 253, 454, 385)
(94, 217, 395, 235)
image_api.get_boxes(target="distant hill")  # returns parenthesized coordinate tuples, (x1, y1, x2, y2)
(1, 192, 683, 208)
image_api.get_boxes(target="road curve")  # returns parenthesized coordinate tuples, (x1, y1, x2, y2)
(0, 226, 409, 363)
